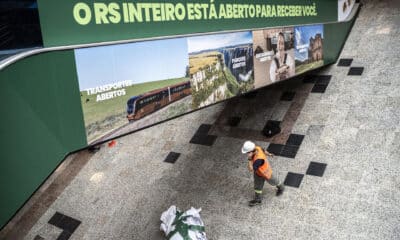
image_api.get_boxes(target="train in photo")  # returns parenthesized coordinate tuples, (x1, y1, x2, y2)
(126, 81, 191, 121)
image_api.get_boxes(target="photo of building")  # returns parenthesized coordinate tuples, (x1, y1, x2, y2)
(294, 24, 324, 75)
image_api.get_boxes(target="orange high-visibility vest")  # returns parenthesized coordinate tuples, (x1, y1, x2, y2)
(251, 146, 273, 180)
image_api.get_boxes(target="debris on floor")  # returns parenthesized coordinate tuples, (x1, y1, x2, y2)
(108, 140, 117, 147)
(160, 206, 207, 240)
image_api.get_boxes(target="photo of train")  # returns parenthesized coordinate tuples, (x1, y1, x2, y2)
(126, 81, 191, 121)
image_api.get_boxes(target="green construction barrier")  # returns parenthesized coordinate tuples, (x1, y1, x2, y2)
(37, 0, 338, 47)
(0, 6, 358, 229)
(324, 17, 357, 64)
(0, 51, 87, 228)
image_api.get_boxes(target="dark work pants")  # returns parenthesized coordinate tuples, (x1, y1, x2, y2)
(254, 172, 280, 193)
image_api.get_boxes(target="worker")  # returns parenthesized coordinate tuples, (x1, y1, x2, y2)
(241, 140, 285, 206)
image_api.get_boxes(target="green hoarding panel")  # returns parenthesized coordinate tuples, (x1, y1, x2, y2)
(0, 3, 358, 229)
(37, 0, 338, 47)
(0, 51, 87, 228)
(324, 14, 357, 64)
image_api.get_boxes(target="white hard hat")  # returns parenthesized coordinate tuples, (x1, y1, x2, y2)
(241, 141, 255, 154)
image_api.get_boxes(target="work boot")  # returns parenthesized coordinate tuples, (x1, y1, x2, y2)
(249, 193, 262, 207)
(276, 184, 285, 196)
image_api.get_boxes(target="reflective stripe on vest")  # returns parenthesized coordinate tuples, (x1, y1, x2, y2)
(251, 146, 273, 180)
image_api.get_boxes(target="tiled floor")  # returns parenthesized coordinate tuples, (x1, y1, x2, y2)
(1, 0, 400, 239)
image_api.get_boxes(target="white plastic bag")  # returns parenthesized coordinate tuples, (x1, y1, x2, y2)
(160, 205, 207, 240)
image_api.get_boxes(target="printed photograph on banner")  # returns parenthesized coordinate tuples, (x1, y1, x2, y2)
(187, 32, 254, 109)
(252, 28, 295, 88)
(338, 0, 355, 21)
(74, 38, 191, 143)
(294, 24, 324, 75)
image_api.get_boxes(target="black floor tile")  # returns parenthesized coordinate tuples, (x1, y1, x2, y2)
(348, 67, 364, 75)
(190, 134, 217, 146)
(286, 134, 305, 146)
(242, 90, 258, 99)
(311, 84, 328, 93)
(315, 75, 331, 85)
(280, 91, 296, 101)
(49, 212, 81, 234)
(195, 124, 212, 135)
(267, 143, 284, 156)
(164, 152, 181, 164)
(306, 161, 327, 177)
(303, 75, 317, 83)
(58, 216, 81, 233)
(56, 231, 72, 240)
(202, 135, 217, 146)
(205, 135, 217, 146)
(337, 58, 353, 67)
(283, 172, 304, 188)
(48, 212, 64, 226)
(280, 145, 299, 158)
(227, 117, 241, 127)
(190, 134, 203, 144)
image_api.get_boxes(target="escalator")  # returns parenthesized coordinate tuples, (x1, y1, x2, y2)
(0, 1, 43, 60)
